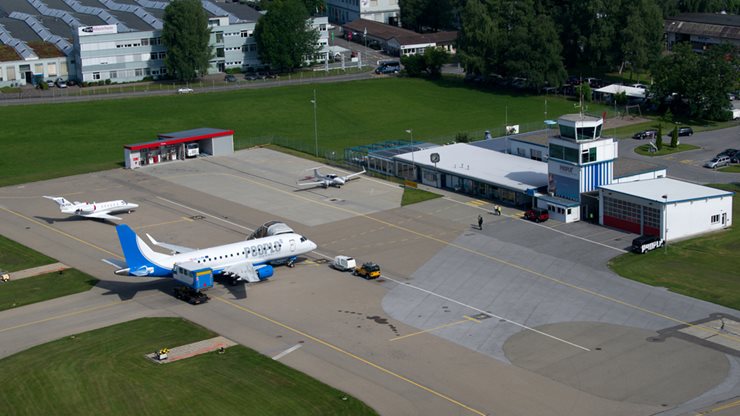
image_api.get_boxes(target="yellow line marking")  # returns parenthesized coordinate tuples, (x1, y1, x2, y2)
(0, 207, 123, 259)
(0, 301, 121, 334)
(390, 319, 473, 342)
(464, 315, 481, 323)
(135, 216, 193, 231)
(696, 399, 740, 415)
(214, 296, 485, 416)
(203, 172, 740, 344)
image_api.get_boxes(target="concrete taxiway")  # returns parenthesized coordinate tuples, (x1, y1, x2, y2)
(1, 148, 739, 416)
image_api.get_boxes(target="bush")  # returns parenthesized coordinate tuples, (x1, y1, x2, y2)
(455, 132, 470, 143)
(105, 79, 112, 85)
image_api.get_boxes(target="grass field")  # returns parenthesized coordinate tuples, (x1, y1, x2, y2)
(0, 77, 606, 187)
(719, 165, 740, 173)
(0, 234, 56, 272)
(0, 269, 98, 311)
(401, 187, 443, 206)
(0, 318, 377, 416)
(609, 183, 740, 310)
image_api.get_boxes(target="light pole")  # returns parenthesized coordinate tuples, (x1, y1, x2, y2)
(310, 89, 318, 157)
(662, 194, 668, 253)
(405, 129, 415, 180)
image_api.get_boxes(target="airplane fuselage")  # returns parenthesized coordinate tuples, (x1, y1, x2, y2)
(62, 200, 138, 216)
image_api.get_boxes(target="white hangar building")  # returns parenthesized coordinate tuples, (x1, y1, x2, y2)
(599, 178, 733, 242)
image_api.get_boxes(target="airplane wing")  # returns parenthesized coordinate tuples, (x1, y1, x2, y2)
(342, 168, 366, 181)
(223, 262, 262, 283)
(83, 212, 122, 220)
(296, 180, 324, 187)
(146, 233, 195, 254)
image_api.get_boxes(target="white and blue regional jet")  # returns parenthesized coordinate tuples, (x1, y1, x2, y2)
(113, 224, 317, 284)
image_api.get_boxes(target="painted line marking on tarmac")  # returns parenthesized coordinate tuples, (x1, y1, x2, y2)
(134, 216, 193, 231)
(214, 296, 486, 416)
(153, 176, 740, 345)
(696, 398, 740, 415)
(0, 301, 121, 334)
(272, 343, 302, 360)
(156, 196, 254, 232)
(382, 273, 591, 351)
(0, 207, 122, 259)
(390, 318, 473, 342)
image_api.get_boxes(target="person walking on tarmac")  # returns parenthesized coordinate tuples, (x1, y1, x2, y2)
(477, 214, 483, 230)
(493, 205, 501, 216)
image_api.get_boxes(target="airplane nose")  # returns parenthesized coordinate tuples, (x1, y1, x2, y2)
(307, 240, 318, 251)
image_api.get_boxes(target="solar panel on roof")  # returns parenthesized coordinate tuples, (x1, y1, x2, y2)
(99, 0, 163, 29)
(0, 24, 39, 60)
(61, 0, 132, 31)
(8, 12, 74, 55)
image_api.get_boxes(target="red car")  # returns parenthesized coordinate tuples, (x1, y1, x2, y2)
(524, 208, 549, 223)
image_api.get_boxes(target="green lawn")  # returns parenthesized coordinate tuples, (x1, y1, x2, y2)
(0, 77, 606, 187)
(634, 143, 700, 156)
(719, 165, 740, 173)
(0, 318, 377, 416)
(0, 234, 56, 272)
(609, 183, 740, 310)
(0, 269, 98, 311)
(401, 186, 443, 206)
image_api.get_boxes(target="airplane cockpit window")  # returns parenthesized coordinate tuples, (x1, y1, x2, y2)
(300, 236, 307, 242)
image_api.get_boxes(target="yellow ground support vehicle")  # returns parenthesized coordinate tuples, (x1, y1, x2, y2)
(353, 262, 381, 280)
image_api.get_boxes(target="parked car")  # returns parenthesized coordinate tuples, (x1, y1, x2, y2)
(177, 87, 193, 94)
(55, 78, 67, 88)
(704, 156, 730, 169)
(677, 126, 694, 136)
(731, 153, 740, 164)
(717, 149, 738, 158)
(331, 255, 356, 272)
(46, 80, 54, 88)
(631, 235, 664, 254)
(524, 208, 549, 223)
(632, 129, 658, 140)
(224, 74, 237, 82)
(244, 73, 258, 81)
(66, 79, 77, 86)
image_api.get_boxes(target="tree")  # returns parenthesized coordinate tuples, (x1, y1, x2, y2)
(254, 0, 319, 72)
(656, 124, 663, 145)
(671, 125, 679, 147)
(424, 47, 449, 78)
(399, 0, 456, 32)
(401, 54, 426, 77)
(655, 130, 663, 150)
(620, 0, 663, 75)
(457, 0, 565, 89)
(162, 0, 212, 81)
(652, 42, 735, 120)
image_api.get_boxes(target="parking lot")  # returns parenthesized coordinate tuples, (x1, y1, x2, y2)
(1, 147, 740, 416)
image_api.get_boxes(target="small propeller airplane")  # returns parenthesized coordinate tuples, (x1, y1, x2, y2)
(43, 196, 139, 221)
(297, 167, 366, 189)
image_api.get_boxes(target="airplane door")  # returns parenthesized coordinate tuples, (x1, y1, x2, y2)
(290, 239, 296, 252)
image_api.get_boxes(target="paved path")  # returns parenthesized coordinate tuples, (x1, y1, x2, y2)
(147, 336, 237, 364)
(7, 262, 69, 280)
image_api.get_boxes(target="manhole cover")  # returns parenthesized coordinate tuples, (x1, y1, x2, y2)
(190, 215, 205, 220)
(471, 313, 492, 320)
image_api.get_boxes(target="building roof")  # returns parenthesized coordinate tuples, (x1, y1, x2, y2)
(595, 84, 647, 99)
(558, 113, 602, 123)
(613, 158, 666, 179)
(599, 178, 733, 204)
(343, 18, 456, 46)
(665, 13, 740, 40)
(125, 128, 234, 151)
(506, 130, 553, 148)
(394, 143, 548, 193)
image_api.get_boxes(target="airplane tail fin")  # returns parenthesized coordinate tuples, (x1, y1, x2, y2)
(115, 224, 169, 276)
(43, 196, 73, 208)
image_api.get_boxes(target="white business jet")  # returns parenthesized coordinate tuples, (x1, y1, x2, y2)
(44, 196, 139, 220)
(297, 167, 366, 188)
(111, 224, 317, 285)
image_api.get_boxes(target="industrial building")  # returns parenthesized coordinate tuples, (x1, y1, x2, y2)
(124, 128, 234, 169)
(327, 0, 400, 26)
(665, 13, 740, 52)
(342, 18, 457, 56)
(0, 0, 328, 86)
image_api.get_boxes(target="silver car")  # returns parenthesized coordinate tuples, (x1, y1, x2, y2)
(704, 156, 730, 169)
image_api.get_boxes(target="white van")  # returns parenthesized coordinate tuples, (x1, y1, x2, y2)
(332, 255, 356, 272)
(186, 143, 199, 158)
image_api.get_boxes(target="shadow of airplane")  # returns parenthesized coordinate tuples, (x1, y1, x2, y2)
(34, 215, 117, 225)
(97, 273, 248, 301)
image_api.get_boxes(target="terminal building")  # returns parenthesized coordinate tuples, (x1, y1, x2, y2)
(351, 112, 731, 240)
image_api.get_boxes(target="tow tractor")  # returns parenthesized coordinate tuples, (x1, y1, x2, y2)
(172, 262, 213, 304)
(353, 262, 381, 280)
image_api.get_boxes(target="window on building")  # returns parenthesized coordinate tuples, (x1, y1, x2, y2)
(0, 67, 3, 81)
(549, 144, 579, 163)
(35, 63, 44, 74)
(158, 52, 166, 59)
(142, 38, 149, 46)
(93, 72, 100, 80)
(581, 147, 597, 163)
(47, 63, 57, 77)
(216, 32, 224, 43)
(559, 124, 576, 139)
(110, 70, 117, 79)
(567, 208, 572, 214)
(150, 53, 158, 60)
(216, 48, 225, 58)
(711, 214, 720, 224)
(576, 126, 596, 141)
(135, 68, 143, 76)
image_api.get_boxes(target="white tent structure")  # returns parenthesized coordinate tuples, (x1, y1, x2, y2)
(595, 84, 647, 99)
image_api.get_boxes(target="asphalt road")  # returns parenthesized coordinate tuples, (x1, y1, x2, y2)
(1, 148, 739, 416)
(618, 125, 740, 184)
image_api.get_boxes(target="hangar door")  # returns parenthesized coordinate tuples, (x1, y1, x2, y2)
(602, 196, 661, 236)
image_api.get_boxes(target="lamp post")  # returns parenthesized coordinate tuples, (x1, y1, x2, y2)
(662, 194, 668, 253)
(310, 89, 318, 157)
(405, 129, 415, 180)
